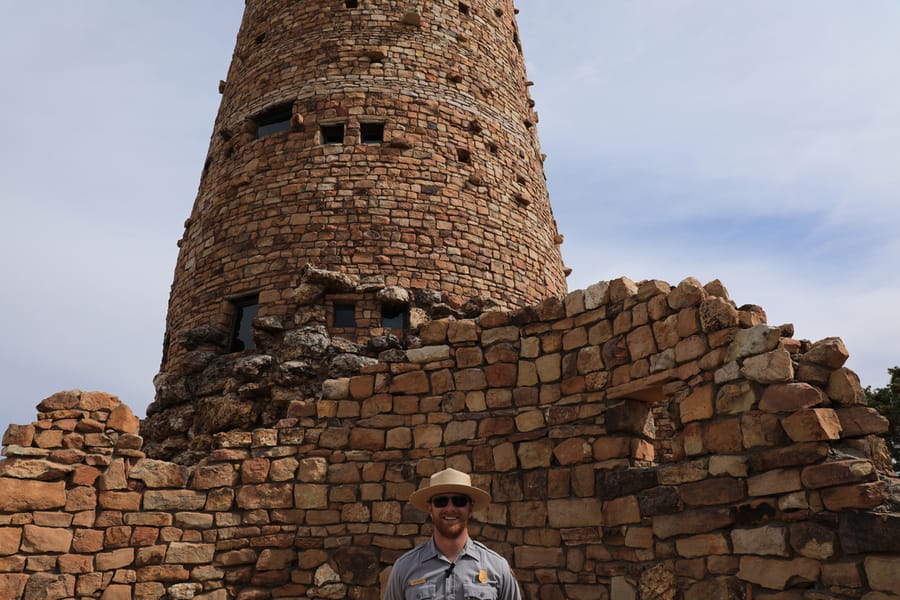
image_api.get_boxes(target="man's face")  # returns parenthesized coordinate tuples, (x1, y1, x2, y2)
(427, 494, 473, 540)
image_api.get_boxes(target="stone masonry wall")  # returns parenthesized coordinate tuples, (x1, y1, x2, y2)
(3, 278, 899, 600)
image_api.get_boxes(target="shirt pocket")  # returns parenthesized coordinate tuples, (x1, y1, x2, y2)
(462, 582, 498, 600)
(405, 584, 436, 600)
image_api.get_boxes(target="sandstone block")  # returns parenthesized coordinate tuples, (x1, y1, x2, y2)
(731, 525, 788, 556)
(0, 575, 28, 600)
(518, 440, 553, 469)
(789, 522, 835, 560)
(509, 501, 547, 528)
(653, 509, 733, 539)
(108, 403, 140, 433)
(236, 483, 293, 509)
(553, 438, 592, 465)
(21, 524, 72, 553)
(23, 573, 75, 600)
(593, 436, 632, 460)
(679, 477, 745, 507)
(166, 542, 215, 564)
(406, 345, 450, 363)
(865, 556, 900, 593)
(801, 459, 875, 489)
(747, 468, 802, 497)
(668, 277, 706, 309)
(99, 491, 142, 511)
(837, 406, 890, 436)
(676, 533, 729, 558)
(725, 325, 781, 362)
(748, 443, 829, 472)
(514, 546, 565, 568)
(606, 400, 654, 437)
(821, 482, 885, 511)
(826, 368, 866, 405)
(759, 383, 827, 413)
(602, 496, 640, 526)
(547, 498, 602, 527)
(740, 411, 786, 449)
(681, 385, 714, 423)
(294, 484, 328, 509)
(703, 418, 743, 453)
(0, 479, 66, 511)
(390, 371, 429, 394)
(143, 491, 207, 511)
(741, 349, 794, 384)
(800, 337, 848, 369)
(626, 325, 656, 360)
(781, 408, 842, 442)
(737, 556, 819, 590)
(699, 297, 740, 333)
(129, 459, 188, 488)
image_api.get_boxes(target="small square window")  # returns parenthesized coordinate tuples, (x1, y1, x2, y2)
(321, 123, 346, 144)
(334, 303, 357, 328)
(381, 305, 409, 330)
(229, 295, 259, 352)
(360, 122, 385, 144)
(456, 147, 471, 163)
(459, 3, 470, 15)
(255, 103, 292, 138)
(346, 0, 359, 7)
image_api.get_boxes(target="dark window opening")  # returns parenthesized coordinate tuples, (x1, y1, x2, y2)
(345, 0, 358, 7)
(459, 3, 470, 15)
(494, 7, 504, 17)
(488, 143, 498, 154)
(334, 303, 357, 328)
(321, 123, 346, 144)
(229, 295, 259, 352)
(456, 147, 471, 163)
(254, 33, 266, 45)
(255, 104, 292, 138)
(360, 122, 385, 144)
(381, 305, 409, 330)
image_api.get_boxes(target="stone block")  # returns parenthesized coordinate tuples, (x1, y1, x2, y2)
(800, 459, 875, 489)
(653, 509, 734, 539)
(781, 408, 842, 442)
(759, 383, 827, 413)
(741, 411, 786, 449)
(704, 418, 743, 453)
(602, 496, 640, 526)
(681, 385, 714, 423)
(725, 325, 781, 362)
(191, 464, 237, 490)
(679, 477, 746, 507)
(737, 556, 819, 590)
(553, 438, 592, 465)
(741, 349, 794, 384)
(143, 491, 206, 511)
(294, 484, 328, 509)
(676, 533, 729, 558)
(788, 522, 835, 560)
(800, 337, 848, 369)
(514, 546, 565, 568)
(0, 529, 20, 557)
(166, 542, 216, 564)
(518, 440, 553, 469)
(747, 468, 802, 497)
(21, 524, 72, 553)
(547, 498, 602, 527)
(837, 406, 890, 436)
(593, 436, 631, 460)
(606, 400, 654, 437)
(826, 367, 866, 405)
(748, 442, 829, 472)
(715, 380, 757, 415)
(864, 556, 900, 593)
(821, 482, 885, 511)
(0, 479, 66, 512)
(731, 525, 788, 556)
(699, 298, 739, 332)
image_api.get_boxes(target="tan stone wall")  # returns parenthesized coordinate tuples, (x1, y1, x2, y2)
(162, 0, 568, 370)
(3, 278, 899, 600)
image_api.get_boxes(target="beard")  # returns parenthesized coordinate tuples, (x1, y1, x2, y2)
(432, 512, 469, 539)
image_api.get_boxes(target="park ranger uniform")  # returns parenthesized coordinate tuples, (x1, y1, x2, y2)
(384, 537, 521, 600)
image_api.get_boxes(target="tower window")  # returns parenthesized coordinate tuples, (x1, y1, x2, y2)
(321, 123, 346, 144)
(255, 103, 292, 138)
(381, 305, 409, 330)
(229, 295, 259, 352)
(345, 0, 358, 7)
(459, 3, 470, 15)
(360, 122, 385, 144)
(456, 147, 472, 163)
(333, 303, 357, 328)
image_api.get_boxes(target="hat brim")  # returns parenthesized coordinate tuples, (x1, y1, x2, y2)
(409, 482, 491, 512)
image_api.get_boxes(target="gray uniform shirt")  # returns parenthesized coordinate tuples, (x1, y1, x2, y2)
(384, 537, 521, 600)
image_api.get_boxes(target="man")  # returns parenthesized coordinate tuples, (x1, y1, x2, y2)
(384, 467, 521, 600)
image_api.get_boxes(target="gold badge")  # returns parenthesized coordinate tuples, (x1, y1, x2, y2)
(479, 570, 488, 584)
(409, 578, 427, 586)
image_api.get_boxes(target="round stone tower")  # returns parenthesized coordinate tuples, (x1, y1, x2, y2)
(161, 0, 566, 367)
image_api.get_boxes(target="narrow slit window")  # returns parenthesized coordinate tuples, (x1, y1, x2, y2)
(360, 122, 385, 144)
(334, 303, 357, 328)
(345, 0, 359, 7)
(459, 3, 470, 15)
(381, 305, 409, 330)
(255, 103, 292, 138)
(229, 295, 259, 352)
(321, 123, 346, 144)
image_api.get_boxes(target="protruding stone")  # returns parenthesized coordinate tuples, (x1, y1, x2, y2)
(725, 326, 781, 362)
(800, 337, 849, 369)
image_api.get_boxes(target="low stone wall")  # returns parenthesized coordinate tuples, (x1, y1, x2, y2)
(2, 278, 899, 600)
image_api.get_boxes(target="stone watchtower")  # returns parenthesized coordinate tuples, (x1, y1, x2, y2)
(147, 0, 568, 460)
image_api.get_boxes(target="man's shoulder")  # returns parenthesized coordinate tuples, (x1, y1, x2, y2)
(393, 539, 432, 568)
(469, 539, 511, 565)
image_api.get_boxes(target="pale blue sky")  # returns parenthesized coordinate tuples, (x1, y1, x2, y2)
(1, 1, 898, 432)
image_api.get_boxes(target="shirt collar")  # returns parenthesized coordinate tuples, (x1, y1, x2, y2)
(424, 537, 478, 563)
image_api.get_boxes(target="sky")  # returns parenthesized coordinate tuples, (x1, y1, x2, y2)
(1, 1, 898, 434)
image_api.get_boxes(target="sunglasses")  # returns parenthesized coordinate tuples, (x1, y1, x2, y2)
(430, 495, 471, 508)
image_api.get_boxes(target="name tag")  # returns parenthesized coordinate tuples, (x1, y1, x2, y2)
(409, 578, 427, 587)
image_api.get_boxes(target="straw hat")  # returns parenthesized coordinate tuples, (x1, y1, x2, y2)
(409, 468, 491, 512)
